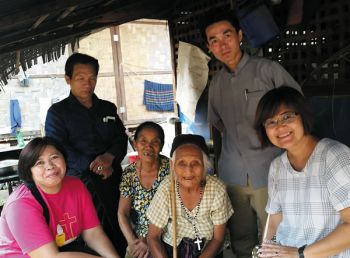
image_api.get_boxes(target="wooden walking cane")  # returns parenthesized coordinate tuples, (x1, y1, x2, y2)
(170, 161, 177, 258)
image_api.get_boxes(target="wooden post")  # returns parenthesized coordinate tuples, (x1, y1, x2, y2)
(175, 121, 182, 135)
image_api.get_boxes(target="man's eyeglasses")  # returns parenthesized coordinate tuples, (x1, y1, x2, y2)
(263, 112, 299, 129)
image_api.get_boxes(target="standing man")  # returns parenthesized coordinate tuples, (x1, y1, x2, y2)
(45, 53, 128, 256)
(200, 11, 301, 257)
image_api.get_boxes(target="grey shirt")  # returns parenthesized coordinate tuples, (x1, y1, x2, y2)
(208, 52, 301, 188)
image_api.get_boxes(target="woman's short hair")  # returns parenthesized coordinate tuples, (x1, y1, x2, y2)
(18, 137, 67, 182)
(254, 86, 313, 148)
(134, 121, 165, 149)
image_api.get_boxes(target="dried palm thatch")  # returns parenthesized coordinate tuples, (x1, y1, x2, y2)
(0, 38, 77, 85)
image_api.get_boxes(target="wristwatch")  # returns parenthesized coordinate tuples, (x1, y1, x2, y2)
(298, 245, 307, 258)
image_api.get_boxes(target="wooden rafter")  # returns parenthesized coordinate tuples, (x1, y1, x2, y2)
(56, 6, 77, 22)
(31, 14, 50, 29)
(0, 0, 92, 30)
(0, 0, 187, 85)
(0, 0, 171, 53)
(0, 0, 171, 55)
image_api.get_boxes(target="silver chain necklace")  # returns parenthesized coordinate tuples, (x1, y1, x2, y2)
(176, 182, 204, 251)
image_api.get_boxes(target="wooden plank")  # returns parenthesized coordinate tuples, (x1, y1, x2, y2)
(129, 20, 168, 26)
(168, 19, 179, 117)
(110, 26, 127, 122)
(11, 72, 119, 79)
(56, 6, 77, 22)
(123, 71, 172, 76)
(31, 14, 50, 29)
(124, 117, 169, 126)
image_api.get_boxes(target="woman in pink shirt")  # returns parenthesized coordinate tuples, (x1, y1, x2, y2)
(0, 137, 120, 258)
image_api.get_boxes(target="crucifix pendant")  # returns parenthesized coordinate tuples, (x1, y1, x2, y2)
(194, 237, 202, 251)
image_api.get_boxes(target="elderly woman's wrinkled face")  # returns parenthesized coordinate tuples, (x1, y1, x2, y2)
(134, 128, 162, 162)
(174, 144, 204, 189)
(31, 145, 66, 194)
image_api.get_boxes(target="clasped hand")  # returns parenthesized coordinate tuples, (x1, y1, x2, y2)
(129, 238, 149, 258)
(90, 153, 115, 180)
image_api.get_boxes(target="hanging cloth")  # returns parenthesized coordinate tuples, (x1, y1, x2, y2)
(143, 80, 174, 112)
(10, 99, 22, 135)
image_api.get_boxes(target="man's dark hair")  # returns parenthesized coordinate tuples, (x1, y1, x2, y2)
(134, 121, 165, 150)
(65, 53, 99, 78)
(18, 137, 67, 182)
(254, 86, 313, 148)
(199, 9, 241, 43)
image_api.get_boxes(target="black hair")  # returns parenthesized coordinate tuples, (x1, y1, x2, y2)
(65, 53, 99, 78)
(18, 137, 67, 182)
(198, 9, 241, 43)
(254, 86, 313, 148)
(134, 121, 165, 150)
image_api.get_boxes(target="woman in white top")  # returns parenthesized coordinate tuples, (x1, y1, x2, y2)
(254, 86, 350, 257)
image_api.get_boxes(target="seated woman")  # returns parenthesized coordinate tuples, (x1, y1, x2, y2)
(0, 137, 120, 258)
(147, 134, 233, 258)
(118, 122, 170, 258)
(254, 86, 350, 257)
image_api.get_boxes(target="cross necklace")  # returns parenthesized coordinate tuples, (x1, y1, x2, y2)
(176, 182, 204, 251)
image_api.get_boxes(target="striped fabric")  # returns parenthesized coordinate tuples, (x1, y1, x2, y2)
(143, 80, 174, 111)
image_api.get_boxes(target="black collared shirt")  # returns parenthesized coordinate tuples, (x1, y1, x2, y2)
(45, 92, 127, 177)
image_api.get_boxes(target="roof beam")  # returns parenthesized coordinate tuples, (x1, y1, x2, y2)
(0, 0, 94, 29)
(31, 14, 50, 29)
(0, 0, 151, 48)
(56, 6, 77, 22)
(0, 0, 171, 55)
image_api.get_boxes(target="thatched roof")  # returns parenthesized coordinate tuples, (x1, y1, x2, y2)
(0, 0, 184, 84)
(2, 0, 348, 94)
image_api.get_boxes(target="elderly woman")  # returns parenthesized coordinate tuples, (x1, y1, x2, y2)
(254, 86, 350, 257)
(0, 137, 120, 258)
(118, 122, 170, 258)
(147, 134, 233, 258)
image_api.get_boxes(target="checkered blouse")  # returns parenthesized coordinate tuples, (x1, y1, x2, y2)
(267, 138, 350, 257)
(146, 175, 233, 246)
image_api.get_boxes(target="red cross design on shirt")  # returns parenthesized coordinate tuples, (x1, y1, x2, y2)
(59, 213, 77, 238)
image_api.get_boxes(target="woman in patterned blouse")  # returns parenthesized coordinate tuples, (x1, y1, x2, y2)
(118, 121, 170, 258)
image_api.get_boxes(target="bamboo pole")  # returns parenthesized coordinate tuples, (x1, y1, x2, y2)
(170, 161, 177, 258)
(262, 213, 270, 241)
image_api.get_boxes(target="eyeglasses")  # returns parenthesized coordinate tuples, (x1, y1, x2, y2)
(263, 112, 299, 129)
